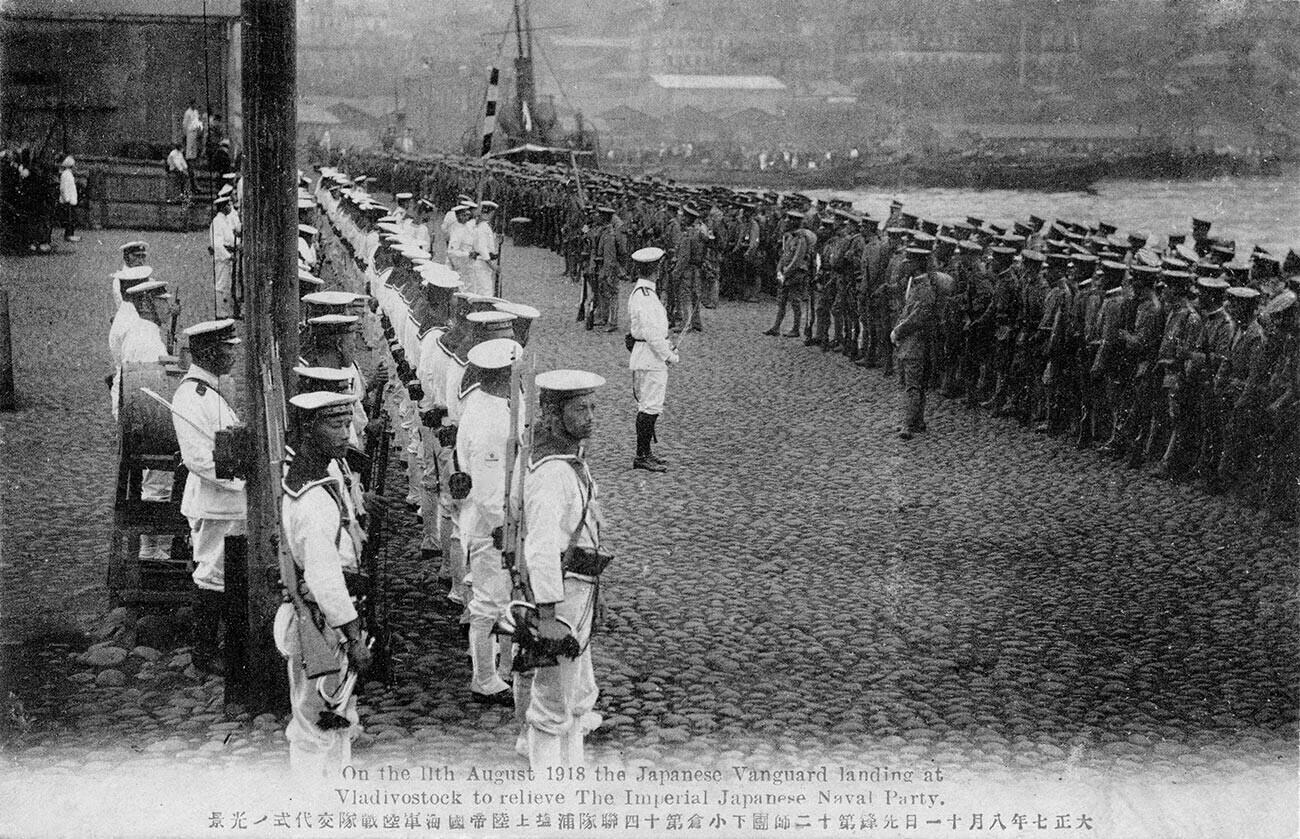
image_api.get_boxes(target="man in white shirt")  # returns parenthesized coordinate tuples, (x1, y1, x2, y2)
(445, 204, 478, 281)
(166, 140, 190, 200)
(277, 390, 371, 778)
(173, 319, 247, 675)
(183, 101, 203, 161)
(58, 156, 79, 242)
(627, 247, 679, 472)
(457, 337, 525, 705)
(113, 279, 175, 562)
(469, 201, 501, 297)
(209, 196, 237, 318)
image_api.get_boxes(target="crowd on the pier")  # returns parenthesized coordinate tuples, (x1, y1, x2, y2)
(342, 149, 1299, 521)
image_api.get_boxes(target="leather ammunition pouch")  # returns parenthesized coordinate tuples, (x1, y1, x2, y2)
(421, 407, 447, 429)
(624, 333, 642, 352)
(435, 424, 458, 448)
(447, 470, 472, 500)
(562, 546, 613, 577)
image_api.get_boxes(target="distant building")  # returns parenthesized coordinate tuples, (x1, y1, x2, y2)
(639, 74, 788, 117)
(0, 0, 240, 158)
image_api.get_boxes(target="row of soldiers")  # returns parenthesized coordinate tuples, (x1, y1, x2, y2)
(292, 166, 609, 775)
(329, 150, 1298, 520)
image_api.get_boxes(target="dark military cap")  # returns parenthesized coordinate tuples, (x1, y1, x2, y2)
(1161, 269, 1194, 287)
(899, 212, 919, 229)
(919, 219, 939, 235)
(1130, 264, 1159, 283)
(1191, 217, 1212, 235)
(1012, 221, 1032, 237)
(966, 216, 984, 228)
(1097, 221, 1118, 236)
(1100, 259, 1127, 277)
(1197, 276, 1230, 293)
(1027, 214, 1046, 231)
(1073, 253, 1099, 265)
(1168, 232, 1186, 247)
(1046, 252, 1071, 267)
(904, 246, 930, 258)
(985, 223, 1006, 236)
(1253, 252, 1281, 278)
(990, 245, 1017, 258)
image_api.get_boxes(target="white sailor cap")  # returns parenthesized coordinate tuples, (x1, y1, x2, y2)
(297, 269, 324, 286)
(353, 175, 369, 183)
(218, 184, 233, 197)
(631, 246, 665, 264)
(452, 202, 477, 213)
(288, 390, 358, 415)
(457, 193, 474, 203)
(416, 263, 462, 287)
(479, 200, 499, 210)
(465, 310, 516, 325)
(184, 318, 241, 345)
(120, 240, 149, 254)
(303, 290, 368, 307)
(221, 171, 237, 180)
(113, 265, 153, 282)
(298, 224, 318, 236)
(467, 337, 524, 369)
(307, 313, 359, 333)
(494, 300, 540, 320)
(535, 369, 605, 395)
(213, 195, 231, 206)
(293, 365, 354, 390)
(377, 222, 403, 234)
(298, 198, 316, 210)
(394, 192, 413, 200)
(60, 155, 75, 168)
(124, 279, 170, 297)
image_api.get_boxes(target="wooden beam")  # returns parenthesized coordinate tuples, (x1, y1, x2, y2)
(227, 0, 297, 711)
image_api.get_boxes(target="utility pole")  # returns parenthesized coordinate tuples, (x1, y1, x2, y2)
(227, 0, 298, 711)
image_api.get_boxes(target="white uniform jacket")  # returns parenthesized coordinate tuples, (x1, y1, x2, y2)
(281, 472, 360, 628)
(173, 365, 246, 520)
(519, 454, 601, 606)
(455, 389, 525, 539)
(628, 279, 676, 371)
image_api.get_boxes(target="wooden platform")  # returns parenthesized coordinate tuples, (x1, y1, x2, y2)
(82, 156, 222, 233)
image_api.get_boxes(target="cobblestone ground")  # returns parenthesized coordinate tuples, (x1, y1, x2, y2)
(1, 230, 1296, 794)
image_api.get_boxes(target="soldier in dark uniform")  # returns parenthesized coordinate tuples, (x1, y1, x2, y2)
(892, 246, 936, 440)
(1215, 287, 1266, 493)
(954, 239, 993, 404)
(1180, 277, 1235, 482)
(1141, 270, 1202, 471)
(1104, 265, 1164, 461)
(1079, 260, 1125, 447)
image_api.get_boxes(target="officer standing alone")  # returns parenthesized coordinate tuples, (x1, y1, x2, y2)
(627, 247, 679, 472)
(173, 319, 247, 675)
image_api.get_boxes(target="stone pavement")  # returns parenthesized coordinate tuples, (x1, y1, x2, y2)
(0, 230, 1296, 787)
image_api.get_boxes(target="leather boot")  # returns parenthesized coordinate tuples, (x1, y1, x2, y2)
(192, 588, 225, 677)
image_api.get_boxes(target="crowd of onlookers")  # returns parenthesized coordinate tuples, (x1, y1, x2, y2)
(0, 144, 83, 255)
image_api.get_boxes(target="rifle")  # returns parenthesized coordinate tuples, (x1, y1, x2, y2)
(167, 291, 182, 355)
(262, 349, 348, 682)
(359, 406, 392, 682)
(569, 151, 591, 324)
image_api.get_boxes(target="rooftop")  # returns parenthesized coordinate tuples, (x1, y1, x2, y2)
(650, 74, 787, 91)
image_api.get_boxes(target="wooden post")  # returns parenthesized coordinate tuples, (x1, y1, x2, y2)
(0, 289, 14, 411)
(228, 0, 298, 711)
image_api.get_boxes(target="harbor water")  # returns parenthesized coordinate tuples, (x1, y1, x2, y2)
(812, 171, 1300, 253)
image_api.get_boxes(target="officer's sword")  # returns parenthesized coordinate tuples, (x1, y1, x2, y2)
(140, 386, 214, 442)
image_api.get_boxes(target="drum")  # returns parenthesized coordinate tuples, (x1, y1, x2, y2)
(118, 361, 184, 458)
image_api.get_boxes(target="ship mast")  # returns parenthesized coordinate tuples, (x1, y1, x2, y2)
(513, 0, 539, 144)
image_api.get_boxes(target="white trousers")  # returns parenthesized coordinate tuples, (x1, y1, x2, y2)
(632, 369, 667, 415)
(527, 577, 598, 768)
(466, 535, 513, 694)
(281, 616, 358, 779)
(188, 517, 246, 592)
(213, 259, 234, 319)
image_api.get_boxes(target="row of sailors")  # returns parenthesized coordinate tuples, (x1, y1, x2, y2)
(293, 168, 603, 773)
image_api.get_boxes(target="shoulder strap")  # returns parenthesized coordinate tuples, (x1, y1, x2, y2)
(182, 376, 236, 408)
(563, 458, 596, 551)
